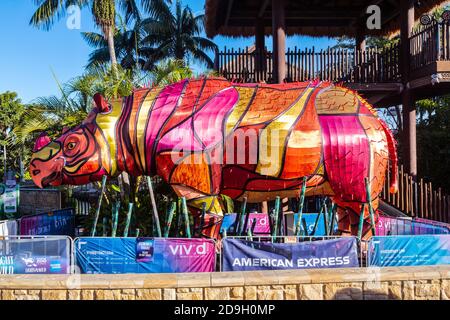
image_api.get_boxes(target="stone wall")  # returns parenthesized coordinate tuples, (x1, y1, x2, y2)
(0, 266, 449, 300)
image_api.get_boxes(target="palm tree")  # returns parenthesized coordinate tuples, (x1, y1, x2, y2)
(141, 0, 218, 68)
(82, 16, 158, 71)
(30, 0, 171, 69)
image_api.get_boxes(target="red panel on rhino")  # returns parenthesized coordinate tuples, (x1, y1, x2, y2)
(319, 115, 370, 203)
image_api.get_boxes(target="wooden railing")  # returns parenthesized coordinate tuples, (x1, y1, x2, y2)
(410, 20, 450, 71)
(381, 165, 450, 223)
(216, 45, 401, 84)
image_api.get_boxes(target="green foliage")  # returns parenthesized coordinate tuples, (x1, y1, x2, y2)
(0, 92, 27, 178)
(415, 96, 450, 192)
(151, 59, 193, 86)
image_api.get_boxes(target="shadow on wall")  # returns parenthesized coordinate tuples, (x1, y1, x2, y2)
(330, 289, 402, 300)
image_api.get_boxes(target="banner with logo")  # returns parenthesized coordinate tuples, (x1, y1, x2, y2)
(19, 208, 75, 236)
(0, 236, 71, 274)
(75, 237, 216, 274)
(0, 220, 18, 236)
(222, 237, 359, 271)
(284, 213, 338, 236)
(376, 215, 449, 236)
(368, 235, 450, 267)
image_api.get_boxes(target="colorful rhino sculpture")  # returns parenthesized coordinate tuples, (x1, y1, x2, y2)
(30, 77, 398, 238)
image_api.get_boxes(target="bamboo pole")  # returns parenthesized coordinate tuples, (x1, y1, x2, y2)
(357, 203, 366, 240)
(272, 197, 281, 242)
(102, 216, 108, 237)
(198, 202, 207, 237)
(135, 228, 140, 238)
(238, 197, 247, 236)
(181, 197, 191, 238)
(146, 176, 161, 237)
(329, 203, 337, 235)
(123, 203, 134, 237)
(365, 178, 376, 235)
(111, 201, 120, 237)
(163, 201, 176, 238)
(295, 177, 307, 236)
(311, 198, 327, 236)
(91, 175, 107, 237)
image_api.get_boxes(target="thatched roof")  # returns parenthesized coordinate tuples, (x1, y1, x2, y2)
(205, 0, 449, 38)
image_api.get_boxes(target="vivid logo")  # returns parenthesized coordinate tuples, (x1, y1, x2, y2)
(169, 242, 210, 256)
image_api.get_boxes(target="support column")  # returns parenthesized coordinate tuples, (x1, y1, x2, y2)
(400, 0, 416, 176)
(272, 0, 286, 84)
(255, 18, 265, 72)
(355, 28, 366, 51)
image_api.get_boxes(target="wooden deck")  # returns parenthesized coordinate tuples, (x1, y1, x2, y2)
(214, 21, 450, 107)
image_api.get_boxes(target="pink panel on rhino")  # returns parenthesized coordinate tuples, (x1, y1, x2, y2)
(145, 80, 186, 162)
(319, 115, 370, 202)
(193, 87, 239, 149)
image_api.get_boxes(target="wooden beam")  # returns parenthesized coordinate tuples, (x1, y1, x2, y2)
(400, 0, 417, 177)
(272, 0, 286, 84)
(258, 0, 270, 18)
(224, 0, 234, 27)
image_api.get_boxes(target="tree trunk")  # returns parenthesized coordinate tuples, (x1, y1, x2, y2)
(106, 26, 118, 71)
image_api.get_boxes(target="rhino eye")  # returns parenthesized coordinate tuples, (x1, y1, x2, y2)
(66, 142, 77, 150)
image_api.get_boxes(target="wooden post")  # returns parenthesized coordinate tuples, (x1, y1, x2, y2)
(272, 0, 286, 83)
(272, 196, 281, 242)
(400, 0, 417, 177)
(255, 18, 265, 72)
(356, 27, 366, 51)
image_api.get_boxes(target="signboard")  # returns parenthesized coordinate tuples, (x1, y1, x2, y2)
(0, 236, 71, 274)
(222, 237, 359, 271)
(75, 238, 216, 274)
(285, 213, 337, 236)
(0, 219, 18, 236)
(376, 215, 449, 236)
(19, 208, 75, 236)
(368, 235, 450, 267)
(0, 183, 19, 218)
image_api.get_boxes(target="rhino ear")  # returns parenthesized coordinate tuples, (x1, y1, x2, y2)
(93, 93, 111, 113)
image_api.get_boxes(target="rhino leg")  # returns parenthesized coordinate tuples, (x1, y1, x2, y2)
(171, 185, 224, 239)
(333, 198, 380, 239)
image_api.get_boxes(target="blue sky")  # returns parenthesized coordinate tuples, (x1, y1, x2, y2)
(0, 0, 336, 103)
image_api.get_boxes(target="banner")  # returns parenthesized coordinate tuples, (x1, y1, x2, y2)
(244, 213, 271, 235)
(75, 237, 216, 274)
(19, 208, 75, 236)
(0, 236, 71, 274)
(220, 214, 238, 234)
(285, 213, 337, 236)
(376, 215, 449, 236)
(414, 218, 450, 232)
(368, 235, 450, 267)
(0, 183, 20, 218)
(222, 237, 359, 271)
(0, 220, 18, 236)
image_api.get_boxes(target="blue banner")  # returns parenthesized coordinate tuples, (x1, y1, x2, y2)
(222, 237, 359, 271)
(0, 236, 71, 274)
(376, 215, 449, 236)
(284, 213, 338, 236)
(368, 235, 450, 267)
(19, 208, 75, 236)
(220, 214, 238, 234)
(75, 237, 216, 274)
